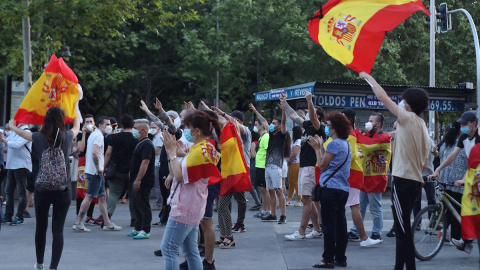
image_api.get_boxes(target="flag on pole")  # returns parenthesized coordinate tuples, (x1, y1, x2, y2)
(185, 139, 222, 185)
(308, 0, 429, 73)
(461, 143, 480, 239)
(15, 55, 83, 125)
(219, 122, 251, 196)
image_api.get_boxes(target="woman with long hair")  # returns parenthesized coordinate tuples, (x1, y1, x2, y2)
(160, 110, 222, 270)
(287, 126, 303, 206)
(10, 107, 80, 270)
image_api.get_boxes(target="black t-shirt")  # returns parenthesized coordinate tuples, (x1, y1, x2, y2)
(76, 132, 90, 158)
(108, 132, 138, 174)
(300, 122, 326, 167)
(266, 131, 286, 168)
(130, 138, 156, 188)
(160, 129, 183, 170)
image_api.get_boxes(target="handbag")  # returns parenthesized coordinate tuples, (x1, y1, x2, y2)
(312, 144, 350, 202)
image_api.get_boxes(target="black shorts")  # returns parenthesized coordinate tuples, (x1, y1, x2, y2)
(26, 171, 35, 192)
(255, 168, 266, 188)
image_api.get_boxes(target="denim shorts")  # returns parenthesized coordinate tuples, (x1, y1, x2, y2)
(204, 183, 220, 219)
(86, 174, 106, 198)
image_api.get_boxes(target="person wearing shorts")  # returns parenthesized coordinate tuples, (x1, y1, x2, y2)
(250, 117, 270, 219)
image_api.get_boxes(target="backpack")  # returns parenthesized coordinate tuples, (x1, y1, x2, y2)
(35, 129, 68, 191)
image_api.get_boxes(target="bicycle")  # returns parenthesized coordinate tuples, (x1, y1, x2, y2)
(412, 181, 461, 261)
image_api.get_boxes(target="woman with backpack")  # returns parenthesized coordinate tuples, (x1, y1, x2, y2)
(9, 107, 80, 270)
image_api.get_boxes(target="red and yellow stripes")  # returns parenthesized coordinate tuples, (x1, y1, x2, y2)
(186, 139, 222, 185)
(462, 144, 480, 239)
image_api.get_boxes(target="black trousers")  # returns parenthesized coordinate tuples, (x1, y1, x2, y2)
(132, 186, 152, 234)
(392, 177, 421, 270)
(445, 190, 463, 240)
(35, 189, 71, 269)
(158, 166, 171, 224)
(413, 177, 436, 217)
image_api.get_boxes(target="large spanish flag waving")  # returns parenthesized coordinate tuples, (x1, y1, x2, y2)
(186, 139, 222, 185)
(15, 55, 82, 125)
(356, 130, 392, 192)
(308, 0, 429, 73)
(219, 122, 251, 196)
(461, 143, 480, 239)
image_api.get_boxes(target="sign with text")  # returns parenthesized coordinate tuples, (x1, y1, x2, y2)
(254, 85, 314, 101)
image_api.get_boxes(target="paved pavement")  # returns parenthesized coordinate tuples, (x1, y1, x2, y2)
(0, 192, 478, 270)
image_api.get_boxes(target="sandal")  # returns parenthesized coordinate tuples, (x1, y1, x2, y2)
(219, 236, 235, 249)
(214, 236, 225, 246)
(313, 260, 335, 268)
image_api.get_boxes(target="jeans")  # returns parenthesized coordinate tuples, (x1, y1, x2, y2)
(161, 219, 202, 270)
(132, 186, 152, 233)
(350, 192, 383, 237)
(5, 168, 29, 219)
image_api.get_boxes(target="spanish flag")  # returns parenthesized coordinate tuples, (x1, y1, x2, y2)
(15, 55, 83, 125)
(308, 0, 429, 73)
(186, 139, 222, 185)
(461, 143, 480, 239)
(219, 122, 251, 196)
(356, 130, 392, 193)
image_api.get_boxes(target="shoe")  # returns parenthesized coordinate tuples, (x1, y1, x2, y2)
(249, 204, 262, 211)
(278, 215, 287, 224)
(95, 215, 104, 223)
(127, 230, 139, 237)
(85, 217, 100, 226)
(179, 260, 188, 270)
(154, 249, 162, 256)
(219, 236, 235, 249)
(306, 230, 323, 239)
(103, 222, 122, 231)
(199, 245, 205, 257)
(130, 219, 136, 227)
(313, 260, 335, 268)
(121, 198, 127, 203)
(305, 223, 314, 233)
(23, 210, 31, 218)
(232, 224, 246, 233)
(10, 216, 24, 225)
(348, 232, 360, 242)
(285, 231, 306, 241)
(34, 263, 44, 270)
(286, 201, 292, 206)
(152, 221, 165, 227)
(452, 238, 474, 254)
(133, 230, 149, 239)
(261, 214, 277, 222)
(203, 259, 216, 270)
(152, 205, 162, 211)
(214, 236, 225, 246)
(386, 227, 396, 237)
(294, 202, 303, 207)
(415, 223, 421, 231)
(360, 237, 382, 247)
(334, 261, 347, 267)
(1, 217, 12, 224)
(370, 234, 383, 242)
(253, 212, 264, 218)
(72, 223, 91, 232)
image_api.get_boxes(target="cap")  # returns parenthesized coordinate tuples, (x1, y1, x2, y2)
(456, 111, 477, 125)
(109, 117, 118, 127)
(133, 118, 149, 124)
(445, 124, 452, 133)
(166, 110, 179, 119)
(229, 110, 244, 122)
(341, 108, 356, 120)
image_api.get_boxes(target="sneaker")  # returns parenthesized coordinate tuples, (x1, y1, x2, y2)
(415, 223, 421, 231)
(306, 230, 323, 239)
(152, 221, 165, 227)
(10, 216, 24, 225)
(133, 230, 150, 239)
(203, 259, 216, 270)
(278, 215, 287, 224)
(154, 249, 163, 256)
(451, 238, 474, 254)
(249, 204, 262, 211)
(232, 224, 246, 233)
(286, 201, 292, 206)
(127, 230, 139, 237)
(386, 227, 396, 237)
(85, 217, 99, 226)
(360, 237, 382, 247)
(72, 223, 91, 232)
(294, 202, 303, 207)
(103, 222, 122, 231)
(23, 210, 31, 218)
(261, 214, 277, 222)
(348, 232, 360, 242)
(253, 212, 263, 218)
(285, 231, 306, 241)
(305, 223, 314, 233)
(1, 217, 12, 224)
(34, 263, 44, 270)
(370, 234, 383, 242)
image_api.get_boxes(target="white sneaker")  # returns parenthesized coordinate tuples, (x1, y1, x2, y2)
(284, 231, 306, 241)
(306, 230, 323, 239)
(360, 237, 382, 247)
(72, 223, 91, 232)
(103, 222, 122, 231)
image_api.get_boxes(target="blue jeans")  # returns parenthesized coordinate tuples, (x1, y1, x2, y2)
(161, 219, 202, 270)
(350, 192, 383, 237)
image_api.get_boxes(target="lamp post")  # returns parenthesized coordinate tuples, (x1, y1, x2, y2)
(428, 0, 435, 139)
(22, 0, 32, 94)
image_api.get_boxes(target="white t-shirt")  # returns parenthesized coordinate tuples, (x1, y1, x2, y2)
(152, 133, 163, 166)
(290, 139, 301, 164)
(85, 129, 104, 175)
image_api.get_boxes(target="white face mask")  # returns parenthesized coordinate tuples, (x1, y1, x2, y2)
(174, 117, 181, 129)
(5, 130, 11, 137)
(398, 100, 406, 109)
(149, 128, 157, 135)
(253, 126, 259, 133)
(365, 122, 373, 132)
(104, 125, 113, 134)
(86, 124, 93, 132)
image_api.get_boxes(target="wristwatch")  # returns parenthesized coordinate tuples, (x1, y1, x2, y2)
(168, 156, 177, 162)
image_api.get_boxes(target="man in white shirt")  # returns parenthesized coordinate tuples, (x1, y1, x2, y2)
(73, 116, 122, 232)
(150, 122, 163, 210)
(0, 123, 32, 225)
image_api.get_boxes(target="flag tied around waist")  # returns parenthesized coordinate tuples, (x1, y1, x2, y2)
(462, 143, 480, 239)
(356, 130, 392, 193)
(219, 122, 251, 196)
(186, 139, 222, 185)
(308, 0, 429, 73)
(15, 55, 83, 125)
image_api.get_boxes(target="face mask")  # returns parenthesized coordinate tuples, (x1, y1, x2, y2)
(132, 128, 140, 139)
(399, 100, 406, 110)
(461, 126, 471, 135)
(325, 126, 332, 137)
(365, 122, 373, 132)
(5, 131, 11, 136)
(149, 128, 157, 135)
(305, 113, 310, 121)
(184, 129, 196, 142)
(253, 126, 259, 133)
(269, 124, 275, 132)
(104, 125, 113, 134)
(174, 117, 181, 129)
(86, 124, 93, 132)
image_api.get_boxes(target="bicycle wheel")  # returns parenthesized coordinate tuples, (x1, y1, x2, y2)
(412, 204, 446, 261)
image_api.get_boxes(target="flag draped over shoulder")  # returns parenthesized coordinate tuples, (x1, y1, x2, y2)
(356, 130, 392, 193)
(308, 0, 429, 73)
(461, 143, 480, 239)
(186, 139, 222, 185)
(219, 122, 251, 196)
(15, 55, 83, 125)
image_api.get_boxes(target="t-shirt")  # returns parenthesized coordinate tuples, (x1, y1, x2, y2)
(152, 133, 163, 166)
(290, 139, 301, 164)
(457, 129, 480, 158)
(85, 129, 104, 175)
(76, 132, 90, 158)
(32, 130, 74, 186)
(241, 125, 252, 168)
(422, 138, 436, 177)
(391, 107, 430, 183)
(320, 138, 351, 192)
(130, 138, 156, 188)
(300, 122, 326, 167)
(255, 132, 269, 169)
(107, 132, 138, 174)
(266, 131, 286, 168)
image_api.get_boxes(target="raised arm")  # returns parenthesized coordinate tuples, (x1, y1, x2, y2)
(8, 120, 32, 142)
(210, 106, 228, 127)
(280, 104, 287, 134)
(71, 117, 80, 138)
(306, 92, 321, 130)
(359, 72, 399, 116)
(249, 103, 269, 131)
(280, 93, 304, 126)
(155, 98, 177, 133)
(140, 100, 165, 130)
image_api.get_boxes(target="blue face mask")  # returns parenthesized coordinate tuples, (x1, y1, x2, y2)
(132, 128, 140, 139)
(305, 113, 310, 121)
(184, 129, 196, 142)
(269, 124, 275, 132)
(325, 126, 332, 137)
(461, 126, 471, 135)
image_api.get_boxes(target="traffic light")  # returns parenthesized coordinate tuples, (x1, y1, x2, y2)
(437, 3, 449, 33)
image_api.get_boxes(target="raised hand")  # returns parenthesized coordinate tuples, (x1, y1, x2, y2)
(139, 100, 150, 112)
(200, 101, 213, 111)
(248, 103, 257, 112)
(305, 91, 313, 102)
(154, 97, 164, 111)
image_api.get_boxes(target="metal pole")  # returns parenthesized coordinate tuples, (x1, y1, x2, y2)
(428, 0, 436, 139)
(215, 0, 220, 108)
(22, 0, 32, 94)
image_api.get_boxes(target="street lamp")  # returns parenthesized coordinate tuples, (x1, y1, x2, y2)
(62, 46, 71, 58)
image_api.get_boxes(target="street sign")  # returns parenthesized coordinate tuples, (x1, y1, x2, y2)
(254, 84, 314, 102)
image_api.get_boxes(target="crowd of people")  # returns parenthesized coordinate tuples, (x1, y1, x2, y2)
(0, 72, 479, 270)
